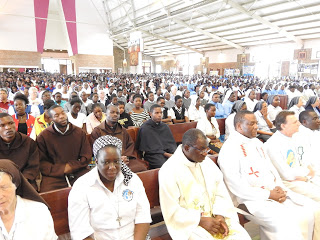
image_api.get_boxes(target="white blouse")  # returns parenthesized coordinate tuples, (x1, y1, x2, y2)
(0, 196, 57, 240)
(67, 112, 86, 128)
(68, 167, 152, 240)
(196, 117, 220, 140)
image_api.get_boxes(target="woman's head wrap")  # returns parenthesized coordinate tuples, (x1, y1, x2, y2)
(305, 96, 318, 109)
(230, 100, 246, 114)
(245, 89, 255, 101)
(222, 89, 233, 105)
(288, 96, 301, 109)
(93, 135, 133, 186)
(267, 95, 277, 105)
(0, 160, 48, 206)
(253, 101, 264, 112)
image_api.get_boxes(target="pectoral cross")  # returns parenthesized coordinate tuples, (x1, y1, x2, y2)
(116, 216, 122, 226)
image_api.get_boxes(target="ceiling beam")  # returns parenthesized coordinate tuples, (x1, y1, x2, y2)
(140, 30, 204, 55)
(172, 17, 244, 50)
(225, 0, 304, 47)
(111, 0, 223, 38)
(113, 41, 125, 51)
(144, 46, 174, 57)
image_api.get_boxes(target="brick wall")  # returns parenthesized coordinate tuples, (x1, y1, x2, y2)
(70, 54, 114, 74)
(0, 50, 41, 67)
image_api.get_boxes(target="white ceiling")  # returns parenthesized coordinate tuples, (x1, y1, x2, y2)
(103, 0, 320, 56)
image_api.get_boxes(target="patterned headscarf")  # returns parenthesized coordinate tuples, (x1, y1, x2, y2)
(93, 135, 133, 186)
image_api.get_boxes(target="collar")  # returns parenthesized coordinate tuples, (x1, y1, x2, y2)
(173, 145, 201, 167)
(13, 196, 25, 223)
(53, 123, 70, 135)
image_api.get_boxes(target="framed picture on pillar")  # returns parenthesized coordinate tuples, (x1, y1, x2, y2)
(298, 51, 306, 60)
(130, 52, 139, 66)
(241, 55, 246, 63)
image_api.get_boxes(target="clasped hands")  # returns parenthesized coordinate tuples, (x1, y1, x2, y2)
(199, 215, 229, 238)
(269, 186, 287, 203)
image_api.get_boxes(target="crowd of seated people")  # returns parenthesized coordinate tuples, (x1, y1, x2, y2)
(1, 71, 320, 239)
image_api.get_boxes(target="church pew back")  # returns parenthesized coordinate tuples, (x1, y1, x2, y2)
(168, 121, 197, 143)
(40, 187, 71, 236)
(216, 118, 226, 136)
(137, 168, 160, 208)
(279, 95, 288, 109)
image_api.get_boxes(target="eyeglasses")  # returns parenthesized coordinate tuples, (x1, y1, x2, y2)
(189, 145, 210, 154)
(101, 160, 121, 166)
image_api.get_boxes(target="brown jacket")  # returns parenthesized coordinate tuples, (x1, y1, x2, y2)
(91, 121, 136, 159)
(0, 132, 39, 183)
(37, 123, 92, 192)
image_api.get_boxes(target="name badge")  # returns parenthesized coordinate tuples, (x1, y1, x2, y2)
(122, 189, 134, 201)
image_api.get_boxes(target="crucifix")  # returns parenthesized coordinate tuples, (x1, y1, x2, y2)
(116, 216, 122, 227)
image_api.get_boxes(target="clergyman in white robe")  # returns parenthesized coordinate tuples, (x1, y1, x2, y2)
(219, 130, 320, 240)
(159, 145, 250, 240)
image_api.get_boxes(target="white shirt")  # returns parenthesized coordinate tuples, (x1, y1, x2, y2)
(8, 105, 40, 118)
(68, 167, 151, 240)
(267, 105, 282, 122)
(0, 196, 57, 240)
(289, 105, 305, 120)
(168, 106, 189, 120)
(81, 99, 93, 107)
(264, 131, 310, 181)
(188, 105, 205, 121)
(244, 98, 258, 112)
(225, 112, 236, 140)
(254, 111, 272, 133)
(293, 125, 319, 171)
(196, 117, 220, 141)
(67, 112, 86, 128)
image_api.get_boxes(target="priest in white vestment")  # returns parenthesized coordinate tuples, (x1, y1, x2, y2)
(292, 110, 320, 183)
(265, 111, 320, 202)
(218, 110, 320, 240)
(159, 129, 250, 240)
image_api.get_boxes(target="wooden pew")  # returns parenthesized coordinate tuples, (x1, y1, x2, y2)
(216, 118, 226, 136)
(137, 169, 163, 225)
(40, 170, 169, 239)
(40, 187, 71, 236)
(279, 95, 288, 110)
(168, 121, 197, 143)
(127, 127, 139, 143)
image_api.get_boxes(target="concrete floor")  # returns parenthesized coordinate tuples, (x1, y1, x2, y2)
(244, 221, 260, 240)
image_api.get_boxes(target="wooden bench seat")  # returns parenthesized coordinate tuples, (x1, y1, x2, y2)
(40, 169, 167, 238)
(40, 187, 71, 236)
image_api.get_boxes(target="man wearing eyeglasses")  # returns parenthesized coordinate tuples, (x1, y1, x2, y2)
(159, 128, 250, 239)
(218, 110, 320, 240)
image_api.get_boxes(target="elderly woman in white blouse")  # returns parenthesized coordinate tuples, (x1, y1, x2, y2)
(196, 103, 222, 153)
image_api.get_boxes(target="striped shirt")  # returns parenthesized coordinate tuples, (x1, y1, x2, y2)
(130, 111, 150, 127)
